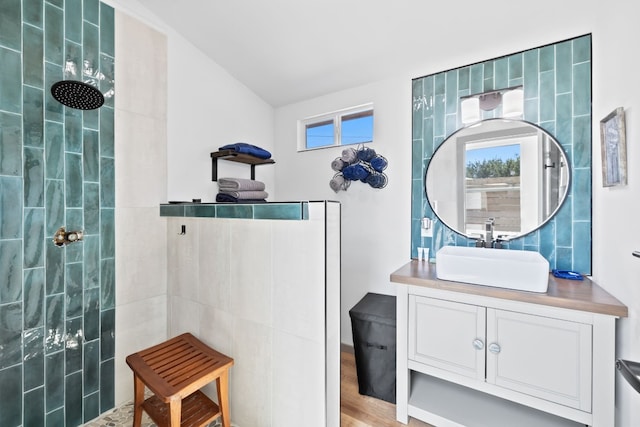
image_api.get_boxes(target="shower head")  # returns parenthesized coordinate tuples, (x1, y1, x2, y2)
(51, 80, 105, 110)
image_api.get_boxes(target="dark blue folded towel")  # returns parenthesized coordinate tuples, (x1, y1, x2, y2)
(215, 193, 266, 203)
(219, 143, 272, 159)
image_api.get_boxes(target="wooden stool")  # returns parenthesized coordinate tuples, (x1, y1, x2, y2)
(126, 333, 234, 427)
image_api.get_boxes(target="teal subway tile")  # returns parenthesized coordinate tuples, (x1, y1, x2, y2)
(24, 0, 44, 28)
(0, 303, 23, 368)
(66, 208, 83, 234)
(100, 3, 115, 57)
(24, 86, 44, 148)
(45, 241, 64, 295)
(84, 183, 99, 234)
(44, 62, 63, 122)
(65, 0, 82, 43)
(253, 203, 305, 220)
(100, 157, 114, 207)
(99, 54, 115, 108)
(508, 53, 523, 80)
(0, 47, 22, 114)
(65, 371, 83, 426)
(434, 72, 445, 96)
(24, 267, 45, 328)
(573, 221, 591, 274)
(493, 57, 508, 90)
(0, 111, 22, 176)
(523, 98, 538, 123)
(0, 365, 22, 426)
(100, 107, 114, 157)
(216, 204, 253, 219)
(0, 240, 22, 304)
(84, 392, 100, 423)
(573, 62, 591, 116)
(23, 24, 44, 88)
(65, 263, 83, 318)
(539, 70, 555, 122)
(539, 45, 554, 72)
(422, 117, 433, 155)
(0, 0, 21, 50)
(100, 259, 114, 310)
(445, 70, 458, 115)
(421, 76, 434, 117)
(555, 40, 572, 94)
(572, 35, 591, 64)
(44, 3, 63, 65)
(84, 288, 100, 342)
(411, 138, 423, 181)
(24, 387, 45, 427)
(573, 115, 591, 168)
(84, 0, 99, 24)
(410, 219, 420, 257)
(23, 327, 45, 390)
(412, 104, 423, 136)
(84, 340, 100, 394)
(84, 235, 100, 288)
(100, 358, 115, 412)
(469, 63, 483, 94)
(83, 129, 99, 182)
(483, 61, 494, 80)
(44, 179, 65, 237)
(100, 208, 114, 259)
(0, 177, 23, 239)
(555, 246, 573, 271)
(554, 195, 573, 247)
(45, 122, 64, 179)
(84, 106, 99, 130)
(65, 317, 83, 373)
(433, 94, 445, 138)
(458, 67, 470, 91)
(45, 350, 64, 408)
(573, 168, 591, 221)
(522, 229, 539, 246)
(24, 208, 45, 268)
(302, 202, 309, 219)
(65, 152, 83, 207)
(539, 219, 556, 264)
(83, 19, 99, 75)
(507, 237, 524, 250)
(184, 204, 217, 217)
(160, 204, 185, 216)
(46, 408, 64, 427)
(24, 147, 45, 207)
(100, 308, 114, 359)
(47, 0, 63, 7)
(64, 39, 82, 80)
(65, 107, 82, 153)
(555, 93, 572, 145)
(445, 114, 457, 137)
(523, 49, 539, 98)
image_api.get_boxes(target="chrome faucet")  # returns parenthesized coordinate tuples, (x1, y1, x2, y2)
(485, 218, 494, 246)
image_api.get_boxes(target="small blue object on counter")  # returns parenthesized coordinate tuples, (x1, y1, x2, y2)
(552, 269, 584, 280)
(219, 143, 271, 159)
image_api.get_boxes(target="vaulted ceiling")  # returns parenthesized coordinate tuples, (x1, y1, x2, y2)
(135, 0, 595, 107)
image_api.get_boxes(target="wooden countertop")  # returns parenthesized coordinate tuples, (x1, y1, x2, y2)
(391, 260, 628, 318)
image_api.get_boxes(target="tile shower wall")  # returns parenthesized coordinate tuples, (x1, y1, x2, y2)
(0, 1, 115, 426)
(412, 35, 592, 274)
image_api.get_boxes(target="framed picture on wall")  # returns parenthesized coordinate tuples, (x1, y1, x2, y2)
(600, 107, 627, 187)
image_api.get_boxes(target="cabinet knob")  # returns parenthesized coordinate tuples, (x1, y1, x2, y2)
(488, 343, 501, 354)
(472, 339, 484, 350)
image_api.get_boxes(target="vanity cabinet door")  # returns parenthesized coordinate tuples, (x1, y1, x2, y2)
(408, 295, 486, 380)
(485, 309, 592, 411)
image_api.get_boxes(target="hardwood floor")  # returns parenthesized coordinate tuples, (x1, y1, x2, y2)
(341, 351, 432, 427)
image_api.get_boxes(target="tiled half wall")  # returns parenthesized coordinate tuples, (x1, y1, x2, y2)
(411, 34, 592, 274)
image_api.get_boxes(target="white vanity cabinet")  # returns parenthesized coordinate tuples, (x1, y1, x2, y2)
(393, 261, 628, 427)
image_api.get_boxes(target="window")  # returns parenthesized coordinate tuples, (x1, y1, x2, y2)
(298, 104, 373, 151)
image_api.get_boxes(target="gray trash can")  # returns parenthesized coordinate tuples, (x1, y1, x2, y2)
(349, 292, 396, 403)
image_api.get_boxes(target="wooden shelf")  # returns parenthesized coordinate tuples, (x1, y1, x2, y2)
(210, 150, 275, 181)
(143, 390, 220, 427)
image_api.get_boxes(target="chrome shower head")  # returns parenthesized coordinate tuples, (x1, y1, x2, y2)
(51, 80, 105, 110)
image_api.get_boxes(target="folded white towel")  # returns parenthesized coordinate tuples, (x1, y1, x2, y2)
(219, 190, 269, 200)
(218, 177, 266, 191)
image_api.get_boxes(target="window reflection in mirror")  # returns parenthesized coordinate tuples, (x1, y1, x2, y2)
(425, 119, 570, 240)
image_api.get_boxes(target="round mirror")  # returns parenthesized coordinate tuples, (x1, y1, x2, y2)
(425, 119, 570, 240)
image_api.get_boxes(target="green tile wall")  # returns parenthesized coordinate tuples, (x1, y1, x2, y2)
(412, 35, 592, 274)
(0, 1, 115, 426)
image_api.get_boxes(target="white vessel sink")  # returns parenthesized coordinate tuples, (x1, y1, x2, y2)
(436, 246, 550, 293)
